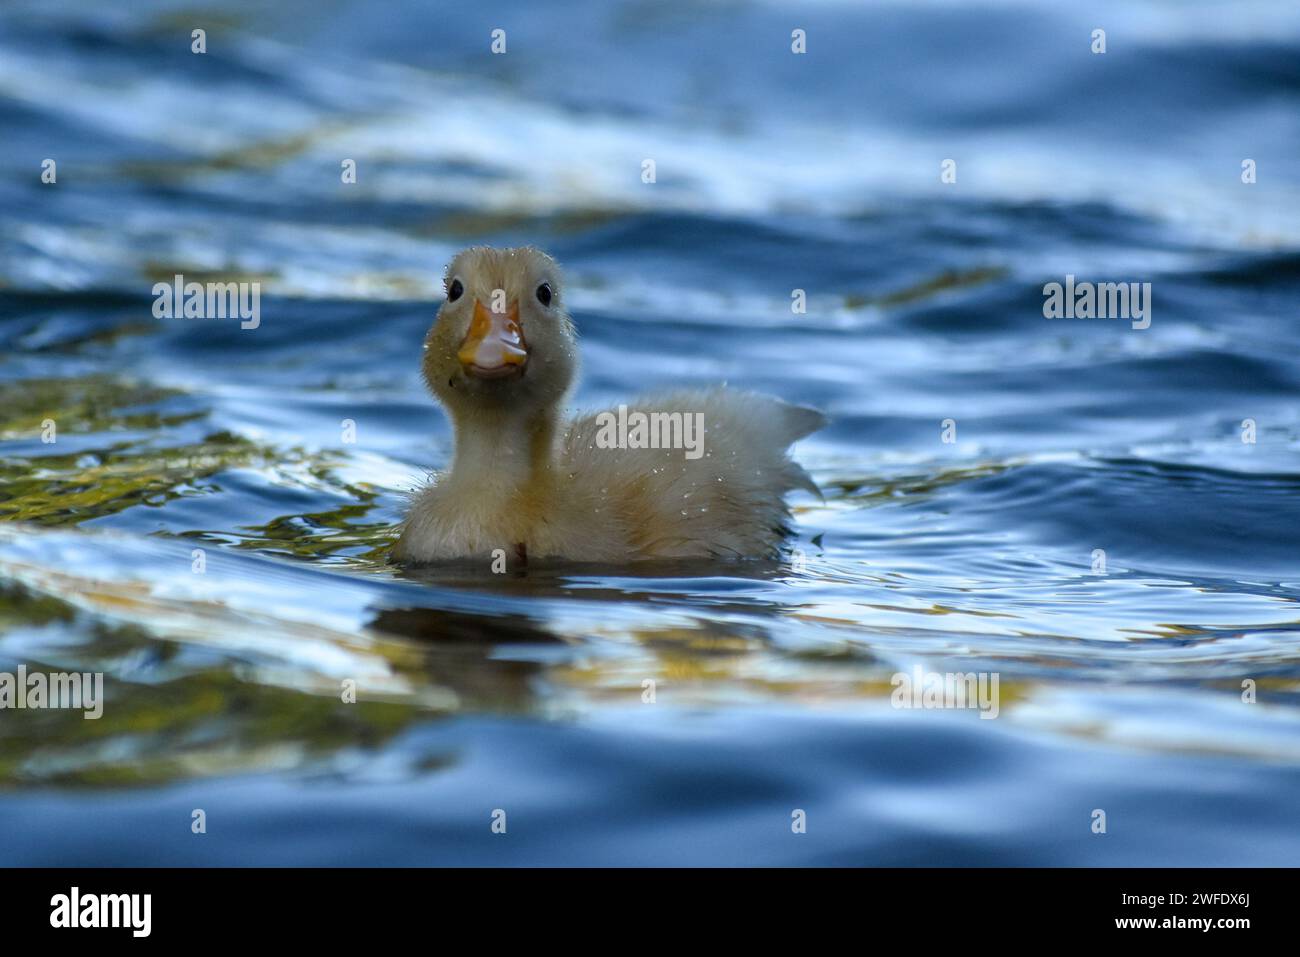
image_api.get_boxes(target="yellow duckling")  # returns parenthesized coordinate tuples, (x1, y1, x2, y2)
(393, 246, 825, 564)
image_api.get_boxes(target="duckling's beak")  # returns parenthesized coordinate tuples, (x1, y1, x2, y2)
(457, 299, 527, 379)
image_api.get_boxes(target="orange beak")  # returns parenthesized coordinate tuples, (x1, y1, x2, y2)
(457, 299, 527, 377)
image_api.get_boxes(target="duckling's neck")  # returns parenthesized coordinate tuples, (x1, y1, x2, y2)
(445, 405, 560, 502)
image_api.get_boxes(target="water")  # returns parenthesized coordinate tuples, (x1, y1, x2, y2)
(1, 0, 1299, 865)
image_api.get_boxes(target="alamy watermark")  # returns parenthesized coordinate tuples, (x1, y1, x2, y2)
(152, 274, 261, 329)
(0, 666, 103, 719)
(594, 405, 705, 460)
(890, 665, 1000, 719)
(1043, 275, 1150, 330)
(50, 887, 150, 937)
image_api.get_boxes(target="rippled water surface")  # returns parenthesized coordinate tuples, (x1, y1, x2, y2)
(1, 0, 1299, 865)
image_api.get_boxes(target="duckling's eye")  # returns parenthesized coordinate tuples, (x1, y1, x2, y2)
(447, 278, 464, 302)
(535, 282, 552, 307)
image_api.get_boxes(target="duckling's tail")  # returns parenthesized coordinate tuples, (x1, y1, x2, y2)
(785, 460, 823, 500)
(613, 386, 827, 501)
(692, 390, 824, 502)
(761, 398, 827, 500)
(772, 399, 829, 444)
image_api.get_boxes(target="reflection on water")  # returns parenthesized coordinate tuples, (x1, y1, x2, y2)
(1, 0, 1299, 864)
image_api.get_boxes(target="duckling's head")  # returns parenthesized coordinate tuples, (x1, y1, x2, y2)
(422, 246, 578, 417)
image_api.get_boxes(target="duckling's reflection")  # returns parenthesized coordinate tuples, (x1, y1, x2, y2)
(371, 553, 828, 715)
(369, 606, 563, 713)
(391, 555, 795, 609)
(372, 605, 564, 644)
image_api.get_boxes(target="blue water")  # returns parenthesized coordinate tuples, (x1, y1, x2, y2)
(1, 0, 1298, 865)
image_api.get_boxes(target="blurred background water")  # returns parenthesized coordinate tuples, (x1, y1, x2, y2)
(1, 0, 1298, 865)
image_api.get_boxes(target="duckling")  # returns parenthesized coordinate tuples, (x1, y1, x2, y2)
(393, 246, 825, 564)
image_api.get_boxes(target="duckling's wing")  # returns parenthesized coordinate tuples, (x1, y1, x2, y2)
(561, 387, 826, 559)
(680, 388, 825, 498)
(656, 386, 826, 450)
